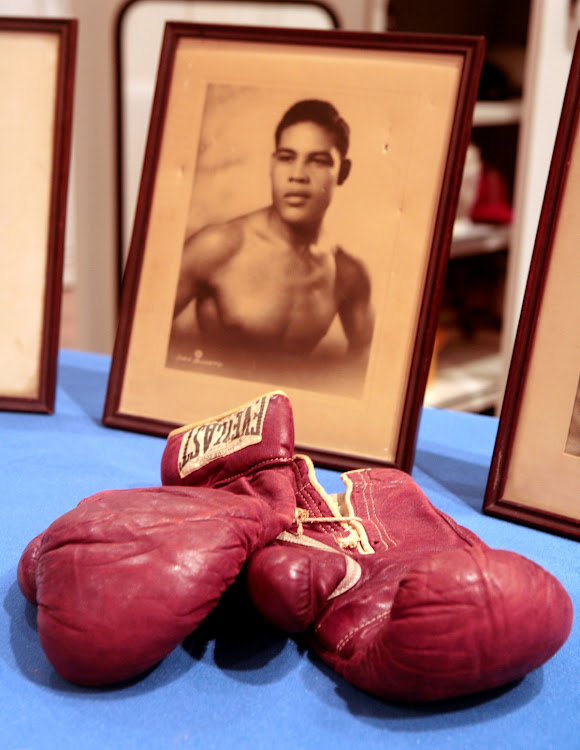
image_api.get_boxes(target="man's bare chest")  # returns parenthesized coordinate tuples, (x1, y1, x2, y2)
(208, 244, 339, 340)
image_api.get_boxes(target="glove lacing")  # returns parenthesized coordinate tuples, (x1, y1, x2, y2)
(292, 507, 370, 552)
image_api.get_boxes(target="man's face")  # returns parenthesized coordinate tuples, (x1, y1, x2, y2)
(270, 121, 343, 229)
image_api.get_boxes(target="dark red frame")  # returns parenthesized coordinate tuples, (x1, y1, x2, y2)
(103, 21, 484, 472)
(0, 17, 77, 414)
(483, 35, 580, 540)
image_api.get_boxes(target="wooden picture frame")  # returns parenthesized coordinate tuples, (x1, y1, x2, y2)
(483, 35, 580, 540)
(0, 17, 77, 413)
(103, 22, 484, 471)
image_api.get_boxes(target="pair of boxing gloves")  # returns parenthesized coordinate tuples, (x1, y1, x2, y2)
(18, 392, 573, 701)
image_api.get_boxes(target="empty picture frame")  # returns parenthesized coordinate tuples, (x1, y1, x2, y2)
(0, 17, 77, 414)
(103, 22, 484, 471)
(483, 34, 580, 540)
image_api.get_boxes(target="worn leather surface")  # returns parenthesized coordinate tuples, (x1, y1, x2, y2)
(247, 459, 573, 702)
(17, 392, 297, 686)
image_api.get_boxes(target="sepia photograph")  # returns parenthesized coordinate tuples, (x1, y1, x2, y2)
(166, 88, 375, 397)
(104, 22, 483, 470)
(484, 32, 580, 539)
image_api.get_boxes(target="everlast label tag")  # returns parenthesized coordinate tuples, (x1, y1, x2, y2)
(177, 394, 270, 478)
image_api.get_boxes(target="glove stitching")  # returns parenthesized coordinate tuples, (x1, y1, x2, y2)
(289, 460, 316, 516)
(367, 477, 396, 548)
(360, 472, 380, 545)
(322, 607, 392, 655)
(290, 461, 336, 535)
(357, 472, 395, 550)
(299, 482, 322, 522)
(213, 456, 294, 488)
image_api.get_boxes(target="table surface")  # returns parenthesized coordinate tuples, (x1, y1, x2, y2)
(1, 349, 578, 750)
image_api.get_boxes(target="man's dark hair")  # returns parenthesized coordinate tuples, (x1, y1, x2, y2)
(274, 99, 350, 158)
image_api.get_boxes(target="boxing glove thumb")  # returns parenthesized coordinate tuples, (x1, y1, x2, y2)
(247, 538, 352, 632)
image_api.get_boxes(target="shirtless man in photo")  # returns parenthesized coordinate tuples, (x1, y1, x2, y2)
(168, 99, 374, 370)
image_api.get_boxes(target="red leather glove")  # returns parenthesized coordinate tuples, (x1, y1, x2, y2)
(17, 392, 297, 686)
(246, 456, 573, 702)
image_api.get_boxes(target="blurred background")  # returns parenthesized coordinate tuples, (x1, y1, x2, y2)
(1, 0, 579, 415)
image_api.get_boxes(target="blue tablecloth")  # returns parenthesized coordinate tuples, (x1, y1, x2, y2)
(1, 349, 578, 749)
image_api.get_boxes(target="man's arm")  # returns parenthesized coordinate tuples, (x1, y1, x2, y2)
(335, 248, 375, 356)
(173, 221, 242, 319)
(565, 386, 580, 456)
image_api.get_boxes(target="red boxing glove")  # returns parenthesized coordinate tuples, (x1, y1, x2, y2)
(246, 457, 573, 702)
(17, 392, 297, 686)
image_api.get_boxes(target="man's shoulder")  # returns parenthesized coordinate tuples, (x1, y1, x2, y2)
(334, 246, 370, 279)
(186, 209, 268, 249)
(185, 217, 243, 254)
(332, 246, 372, 302)
(182, 215, 254, 275)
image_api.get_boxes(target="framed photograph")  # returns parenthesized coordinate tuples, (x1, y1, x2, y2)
(483, 35, 580, 540)
(103, 22, 484, 471)
(0, 17, 77, 413)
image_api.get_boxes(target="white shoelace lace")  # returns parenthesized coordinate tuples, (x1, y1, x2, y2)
(292, 507, 367, 550)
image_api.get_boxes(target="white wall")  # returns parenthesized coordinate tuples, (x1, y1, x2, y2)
(501, 0, 576, 377)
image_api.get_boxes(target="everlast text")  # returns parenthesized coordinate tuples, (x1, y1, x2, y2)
(177, 394, 270, 477)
